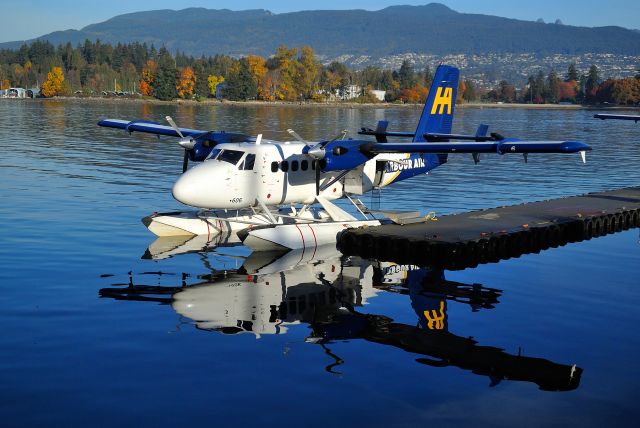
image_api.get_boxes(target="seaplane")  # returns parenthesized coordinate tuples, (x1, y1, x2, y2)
(100, 247, 582, 390)
(98, 65, 591, 252)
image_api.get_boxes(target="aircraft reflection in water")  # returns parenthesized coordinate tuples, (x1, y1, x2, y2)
(100, 240, 582, 391)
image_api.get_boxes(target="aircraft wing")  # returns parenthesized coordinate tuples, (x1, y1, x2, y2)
(312, 138, 591, 173)
(594, 113, 640, 122)
(366, 140, 591, 155)
(98, 118, 254, 170)
(98, 118, 207, 138)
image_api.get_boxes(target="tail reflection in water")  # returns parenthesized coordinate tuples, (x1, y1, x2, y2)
(99, 243, 582, 391)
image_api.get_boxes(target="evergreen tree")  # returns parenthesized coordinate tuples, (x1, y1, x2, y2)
(546, 70, 560, 103)
(462, 79, 478, 102)
(566, 63, 578, 82)
(380, 69, 395, 91)
(224, 58, 257, 100)
(423, 65, 433, 87)
(534, 70, 546, 103)
(192, 58, 210, 98)
(498, 80, 516, 102)
(585, 65, 600, 102)
(153, 47, 177, 100)
(398, 60, 416, 89)
(577, 73, 587, 102)
(357, 66, 383, 89)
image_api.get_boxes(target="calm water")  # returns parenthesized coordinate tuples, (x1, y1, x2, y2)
(1, 99, 640, 427)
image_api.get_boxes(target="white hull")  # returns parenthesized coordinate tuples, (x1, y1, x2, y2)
(142, 210, 275, 237)
(143, 234, 242, 260)
(241, 220, 381, 251)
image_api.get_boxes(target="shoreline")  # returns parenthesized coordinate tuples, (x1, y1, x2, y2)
(4, 96, 638, 111)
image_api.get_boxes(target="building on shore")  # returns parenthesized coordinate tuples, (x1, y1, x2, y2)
(1, 88, 40, 98)
(370, 90, 386, 101)
(7, 88, 28, 98)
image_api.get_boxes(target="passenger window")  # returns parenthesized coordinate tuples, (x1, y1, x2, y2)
(243, 154, 256, 170)
(301, 160, 308, 170)
(291, 160, 299, 172)
(280, 161, 289, 172)
(271, 161, 279, 172)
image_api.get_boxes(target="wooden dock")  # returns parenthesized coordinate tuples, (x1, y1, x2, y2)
(338, 187, 640, 269)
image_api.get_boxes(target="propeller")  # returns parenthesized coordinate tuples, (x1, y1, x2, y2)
(307, 133, 348, 195)
(306, 145, 326, 196)
(287, 129, 307, 143)
(315, 160, 321, 195)
(291, 129, 350, 196)
(166, 116, 196, 173)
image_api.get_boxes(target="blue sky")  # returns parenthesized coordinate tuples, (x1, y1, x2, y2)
(3, 0, 639, 43)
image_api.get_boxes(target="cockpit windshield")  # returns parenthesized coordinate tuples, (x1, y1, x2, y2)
(206, 148, 221, 160)
(217, 149, 245, 165)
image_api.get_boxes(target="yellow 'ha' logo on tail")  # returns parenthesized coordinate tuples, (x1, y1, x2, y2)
(423, 300, 446, 330)
(430, 87, 453, 115)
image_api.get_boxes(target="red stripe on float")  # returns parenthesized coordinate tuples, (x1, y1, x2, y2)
(308, 224, 317, 258)
(295, 224, 306, 262)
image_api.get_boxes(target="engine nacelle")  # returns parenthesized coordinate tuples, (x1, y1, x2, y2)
(321, 140, 373, 172)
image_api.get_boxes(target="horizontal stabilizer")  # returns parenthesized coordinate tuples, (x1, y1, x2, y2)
(358, 128, 415, 140)
(358, 128, 504, 142)
(424, 132, 504, 142)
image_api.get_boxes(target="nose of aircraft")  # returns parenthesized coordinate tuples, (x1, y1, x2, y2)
(172, 162, 224, 208)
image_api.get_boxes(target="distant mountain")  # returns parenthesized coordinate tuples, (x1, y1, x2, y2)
(2, 4, 639, 58)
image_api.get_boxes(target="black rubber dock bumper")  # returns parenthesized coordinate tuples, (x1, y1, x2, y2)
(337, 187, 640, 270)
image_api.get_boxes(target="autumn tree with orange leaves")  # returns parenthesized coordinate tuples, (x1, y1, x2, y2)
(457, 80, 466, 104)
(271, 45, 298, 101)
(245, 55, 269, 100)
(41, 67, 65, 97)
(176, 67, 196, 99)
(596, 78, 640, 105)
(138, 59, 156, 96)
(558, 81, 578, 102)
(398, 84, 428, 103)
(295, 46, 321, 100)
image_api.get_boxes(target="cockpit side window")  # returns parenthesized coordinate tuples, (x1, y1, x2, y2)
(241, 154, 256, 170)
(217, 149, 245, 165)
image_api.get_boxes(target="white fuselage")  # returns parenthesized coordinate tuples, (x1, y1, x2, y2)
(171, 140, 409, 210)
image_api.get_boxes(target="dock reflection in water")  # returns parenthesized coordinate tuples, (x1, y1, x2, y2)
(100, 240, 582, 392)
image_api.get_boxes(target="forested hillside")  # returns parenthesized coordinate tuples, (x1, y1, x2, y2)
(1, 4, 639, 57)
